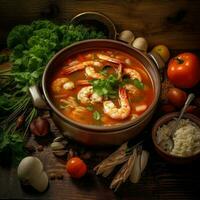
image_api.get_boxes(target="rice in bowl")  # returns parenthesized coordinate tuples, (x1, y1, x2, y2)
(156, 118, 200, 157)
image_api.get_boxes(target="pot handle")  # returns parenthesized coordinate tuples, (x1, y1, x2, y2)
(29, 85, 50, 110)
(147, 51, 165, 70)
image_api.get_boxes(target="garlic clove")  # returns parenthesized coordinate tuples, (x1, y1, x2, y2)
(118, 30, 135, 44)
(52, 149, 67, 156)
(50, 141, 65, 151)
(53, 136, 65, 142)
(30, 171, 49, 192)
(132, 37, 148, 52)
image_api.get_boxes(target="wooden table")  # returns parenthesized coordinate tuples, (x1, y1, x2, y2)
(1, 1, 200, 199)
(1, 135, 200, 200)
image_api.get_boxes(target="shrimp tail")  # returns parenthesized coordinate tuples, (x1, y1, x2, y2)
(119, 88, 127, 100)
(97, 54, 124, 64)
(76, 80, 91, 86)
(63, 64, 85, 75)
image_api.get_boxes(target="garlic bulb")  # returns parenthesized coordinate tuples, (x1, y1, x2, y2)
(118, 30, 135, 44)
(132, 37, 148, 52)
(17, 156, 48, 192)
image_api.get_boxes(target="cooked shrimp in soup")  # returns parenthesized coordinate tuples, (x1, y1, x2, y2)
(49, 49, 154, 126)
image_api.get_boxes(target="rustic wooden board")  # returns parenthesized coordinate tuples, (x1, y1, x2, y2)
(0, 0, 200, 49)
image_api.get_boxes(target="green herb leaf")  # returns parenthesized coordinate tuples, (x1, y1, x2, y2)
(91, 75, 119, 99)
(93, 111, 101, 120)
(133, 78, 144, 89)
(100, 65, 112, 76)
(86, 105, 94, 111)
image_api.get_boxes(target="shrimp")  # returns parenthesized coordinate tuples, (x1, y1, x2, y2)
(97, 54, 125, 64)
(60, 97, 78, 109)
(77, 86, 102, 104)
(63, 60, 102, 75)
(76, 79, 91, 86)
(51, 78, 75, 93)
(85, 66, 104, 79)
(124, 84, 138, 95)
(103, 88, 131, 120)
(123, 68, 142, 81)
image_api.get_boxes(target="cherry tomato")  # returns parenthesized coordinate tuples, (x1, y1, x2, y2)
(66, 157, 87, 178)
(167, 88, 187, 108)
(167, 53, 200, 88)
(152, 44, 170, 62)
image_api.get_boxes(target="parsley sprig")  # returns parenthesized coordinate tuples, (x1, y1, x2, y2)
(90, 75, 120, 99)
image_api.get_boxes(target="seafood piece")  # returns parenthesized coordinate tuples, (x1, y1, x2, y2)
(124, 84, 138, 95)
(135, 104, 147, 112)
(71, 106, 88, 121)
(123, 68, 142, 81)
(96, 54, 124, 64)
(51, 78, 75, 93)
(63, 61, 102, 75)
(85, 66, 104, 79)
(77, 86, 102, 104)
(60, 96, 78, 109)
(117, 64, 122, 79)
(68, 60, 79, 66)
(103, 88, 131, 120)
(76, 79, 91, 86)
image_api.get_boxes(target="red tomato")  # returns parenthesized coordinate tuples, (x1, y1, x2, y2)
(167, 88, 187, 108)
(66, 157, 87, 178)
(167, 53, 200, 88)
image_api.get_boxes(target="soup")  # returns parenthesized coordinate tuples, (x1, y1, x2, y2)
(49, 49, 154, 126)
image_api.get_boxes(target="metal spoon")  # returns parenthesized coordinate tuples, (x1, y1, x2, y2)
(168, 93, 195, 151)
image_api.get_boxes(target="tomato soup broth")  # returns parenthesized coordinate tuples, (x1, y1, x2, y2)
(49, 49, 154, 126)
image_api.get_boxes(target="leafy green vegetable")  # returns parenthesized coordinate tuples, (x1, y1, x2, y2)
(7, 25, 33, 49)
(6, 20, 106, 91)
(0, 130, 27, 165)
(91, 75, 119, 99)
(93, 111, 101, 121)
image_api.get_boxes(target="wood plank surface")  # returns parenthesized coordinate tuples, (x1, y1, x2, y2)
(0, 0, 200, 49)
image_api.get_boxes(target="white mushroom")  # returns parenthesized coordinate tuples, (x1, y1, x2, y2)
(118, 30, 135, 44)
(17, 156, 48, 192)
(132, 37, 148, 52)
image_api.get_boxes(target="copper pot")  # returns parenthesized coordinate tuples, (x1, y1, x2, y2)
(29, 39, 163, 146)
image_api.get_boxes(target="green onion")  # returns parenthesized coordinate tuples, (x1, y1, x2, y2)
(93, 111, 101, 121)
(86, 105, 94, 111)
